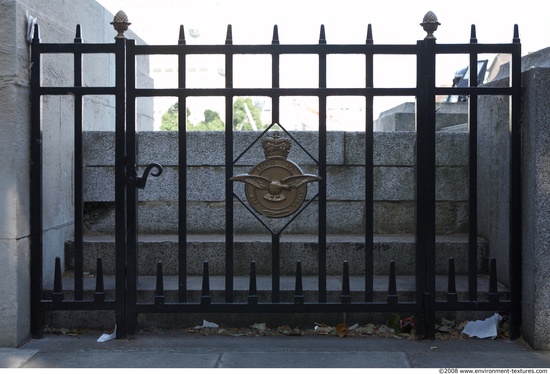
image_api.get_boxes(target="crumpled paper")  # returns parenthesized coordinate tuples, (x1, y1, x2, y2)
(194, 320, 219, 330)
(462, 313, 502, 339)
(97, 325, 117, 343)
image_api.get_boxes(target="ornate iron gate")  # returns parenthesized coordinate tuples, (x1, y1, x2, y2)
(30, 11, 522, 339)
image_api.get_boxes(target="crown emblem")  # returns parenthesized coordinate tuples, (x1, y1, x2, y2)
(262, 131, 291, 158)
(231, 127, 321, 218)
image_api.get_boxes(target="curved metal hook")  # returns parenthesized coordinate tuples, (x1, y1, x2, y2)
(134, 163, 163, 189)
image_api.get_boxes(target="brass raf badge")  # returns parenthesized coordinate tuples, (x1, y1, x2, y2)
(231, 131, 321, 218)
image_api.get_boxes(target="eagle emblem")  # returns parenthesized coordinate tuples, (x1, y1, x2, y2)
(231, 131, 321, 218)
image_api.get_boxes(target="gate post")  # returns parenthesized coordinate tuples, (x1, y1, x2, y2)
(114, 35, 128, 339)
(415, 12, 439, 338)
(30, 25, 44, 339)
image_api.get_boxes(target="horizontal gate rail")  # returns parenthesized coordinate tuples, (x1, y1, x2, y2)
(128, 43, 419, 55)
(30, 11, 522, 340)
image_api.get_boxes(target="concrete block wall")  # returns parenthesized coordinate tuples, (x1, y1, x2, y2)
(83, 130, 470, 236)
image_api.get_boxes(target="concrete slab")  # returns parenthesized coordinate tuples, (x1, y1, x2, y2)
(409, 351, 550, 368)
(219, 351, 410, 368)
(0, 348, 38, 368)
(21, 351, 220, 368)
(14, 333, 550, 368)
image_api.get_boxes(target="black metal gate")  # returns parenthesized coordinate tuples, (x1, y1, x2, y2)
(30, 11, 522, 339)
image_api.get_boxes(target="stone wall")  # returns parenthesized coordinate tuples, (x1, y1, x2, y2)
(478, 47, 550, 349)
(374, 102, 469, 131)
(83, 131, 469, 236)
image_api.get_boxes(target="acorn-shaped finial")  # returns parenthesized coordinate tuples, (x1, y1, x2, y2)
(420, 11, 440, 39)
(111, 10, 131, 39)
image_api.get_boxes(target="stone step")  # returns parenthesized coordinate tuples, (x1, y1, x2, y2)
(65, 234, 488, 276)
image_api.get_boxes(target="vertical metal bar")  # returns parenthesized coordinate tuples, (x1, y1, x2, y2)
(271, 25, 280, 124)
(488, 258, 499, 303)
(114, 37, 128, 339)
(30, 24, 44, 338)
(318, 25, 327, 303)
(468, 25, 479, 301)
(294, 261, 304, 305)
(225, 25, 234, 303)
(447, 258, 457, 303)
(341, 261, 351, 304)
(271, 233, 281, 303)
(364, 24, 374, 302)
(248, 261, 258, 305)
(415, 37, 437, 338)
(509, 25, 522, 340)
(178, 29, 188, 303)
(125, 39, 138, 335)
(73, 25, 84, 301)
(155, 262, 165, 305)
(201, 261, 211, 305)
(94, 258, 105, 302)
(53, 257, 64, 303)
(387, 260, 398, 304)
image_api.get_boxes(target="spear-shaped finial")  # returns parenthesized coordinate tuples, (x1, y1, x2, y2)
(178, 25, 186, 45)
(74, 24, 82, 44)
(470, 24, 477, 43)
(366, 24, 373, 44)
(513, 24, 520, 43)
(225, 24, 233, 45)
(272, 25, 280, 45)
(319, 24, 326, 44)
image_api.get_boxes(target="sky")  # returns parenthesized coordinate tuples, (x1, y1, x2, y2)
(96, 0, 549, 52)
(95, 0, 550, 130)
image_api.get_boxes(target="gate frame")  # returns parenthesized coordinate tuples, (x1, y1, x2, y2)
(29, 13, 522, 340)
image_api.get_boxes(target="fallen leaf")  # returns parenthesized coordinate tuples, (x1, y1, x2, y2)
(251, 323, 268, 332)
(386, 314, 401, 332)
(355, 324, 375, 335)
(314, 322, 334, 335)
(377, 325, 395, 335)
(315, 326, 333, 335)
(437, 318, 455, 333)
(277, 325, 292, 335)
(289, 327, 302, 336)
(335, 323, 349, 338)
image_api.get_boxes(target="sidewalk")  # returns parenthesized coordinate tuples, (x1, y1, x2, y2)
(2, 332, 550, 368)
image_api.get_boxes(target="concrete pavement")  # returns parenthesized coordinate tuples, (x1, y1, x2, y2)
(2, 332, 550, 368)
